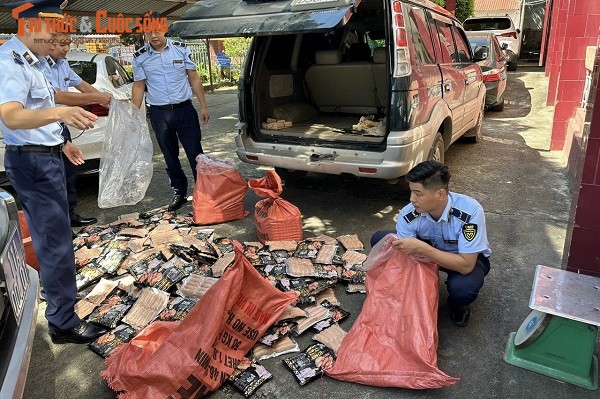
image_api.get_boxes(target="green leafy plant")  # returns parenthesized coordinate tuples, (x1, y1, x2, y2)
(455, 0, 475, 22)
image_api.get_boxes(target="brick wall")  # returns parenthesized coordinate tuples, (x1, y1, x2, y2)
(546, 1, 600, 151)
(563, 45, 600, 277)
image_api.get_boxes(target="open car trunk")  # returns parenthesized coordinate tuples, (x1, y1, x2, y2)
(170, 0, 390, 150)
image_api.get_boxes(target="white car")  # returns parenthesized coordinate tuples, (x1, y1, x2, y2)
(0, 53, 133, 184)
(463, 16, 521, 71)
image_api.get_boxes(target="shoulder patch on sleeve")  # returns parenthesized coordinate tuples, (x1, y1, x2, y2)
(449, 207, 471, 223)
(403, 209, 421, 224)
(462, 223, 478, 241)
(133, 47, 147, 58)
(172, 41, 187, 47)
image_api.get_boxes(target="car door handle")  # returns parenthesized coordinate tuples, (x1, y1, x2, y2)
(443, 82, 451, 92)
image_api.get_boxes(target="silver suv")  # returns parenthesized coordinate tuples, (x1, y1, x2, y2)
(0, 189, 39, 399)
(170, 0, 485, 181)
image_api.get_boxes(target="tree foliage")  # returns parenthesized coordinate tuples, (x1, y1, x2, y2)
(222, 37, 252, 59)
(429, 0, 474, 22)
(455, 0, 475, 22)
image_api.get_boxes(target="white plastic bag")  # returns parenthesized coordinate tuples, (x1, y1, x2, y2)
(98, 100, 153, 208)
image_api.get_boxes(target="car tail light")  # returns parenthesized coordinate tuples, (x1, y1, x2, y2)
(392, 1, 411, 77)
(83, 103, 109, 117)
(482, 68, 503, 82)
(246, 155, 259, 161)
(499, 31, 518, 40)
(359, 167, 377, 174)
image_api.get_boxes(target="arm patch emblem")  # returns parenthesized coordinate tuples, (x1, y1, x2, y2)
(462, 223, 478, 241)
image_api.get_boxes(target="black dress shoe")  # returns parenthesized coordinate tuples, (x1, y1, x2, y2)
(70, 213, 98, 227)
(449, 305, 471, 327)
(167, 194, 188, 212)
(49, 321, 107, 344)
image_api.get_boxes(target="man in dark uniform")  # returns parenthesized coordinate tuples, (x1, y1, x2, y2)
(131, 14, 210, 212)
(0, 0, 106, 343)
(44, 32, 111, 228)
(371, 161, 491, 327)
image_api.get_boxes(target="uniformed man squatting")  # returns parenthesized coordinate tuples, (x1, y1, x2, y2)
(0, 0, 106, 343)
(371, 160, 491, 327)
(131, 18, 210, 212)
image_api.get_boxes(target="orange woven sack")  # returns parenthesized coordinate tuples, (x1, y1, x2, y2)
(326, 234, 459, 389)
(102, 242, 297, 399)
(192, 155, 248, 225)
(248, 170, 302, 243)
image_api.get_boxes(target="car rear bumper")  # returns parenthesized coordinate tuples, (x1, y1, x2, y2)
(235, 127, 431, 180)
(484, 80, 506, 107)
(0, 266, 39, 399)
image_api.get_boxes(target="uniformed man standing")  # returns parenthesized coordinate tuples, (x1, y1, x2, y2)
(131, 15, 210, 212)
(45, 32, 111, 228)
(371, 161, 491, 326)
(0, 0, 106, 343)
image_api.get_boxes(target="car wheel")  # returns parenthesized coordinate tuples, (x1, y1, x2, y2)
(490, 98, 505, 112)
(508, 62, 518, 72)
(427, 133, 445, 164)
(465, 100, 485, 143)
(274, 167, 308, 183)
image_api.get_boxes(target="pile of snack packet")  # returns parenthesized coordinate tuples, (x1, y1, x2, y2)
(72, 206, 367, 397)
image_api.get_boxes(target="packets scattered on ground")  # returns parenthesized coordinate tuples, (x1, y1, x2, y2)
(259, 321, 297, 346)
(157, 297, 199, 321)
(336, 234, 364, 251)
(228, 359, 273, 398)
(177, 274, 218, 298)
(89, 324, 138, 358)
(87, 288, 137, 329)
(295, 305, 330, 335)
(122, 287, 170, 329)
(69, 207, 369, 396)
(312, 302, 349, 332)
(283, 343, 336, 386)
(313, 324, 347, 355)
(253, 336, 300, 361)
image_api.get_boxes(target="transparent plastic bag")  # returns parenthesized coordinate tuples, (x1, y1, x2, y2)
(98, 100, 153, 208)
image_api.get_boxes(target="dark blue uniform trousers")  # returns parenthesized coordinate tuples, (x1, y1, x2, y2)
(61, 125, 78, 218)
(371, 230, 490, 308)
(148, 103, 203, 197)
(5, 149, 80, 330)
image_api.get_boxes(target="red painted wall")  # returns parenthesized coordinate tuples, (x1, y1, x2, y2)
(546, 0, 600, 150)
(565, 50, 600, 278)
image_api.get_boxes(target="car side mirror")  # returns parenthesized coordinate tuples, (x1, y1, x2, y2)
(501, 42, 509, 50)
(473, 46, 489, 62)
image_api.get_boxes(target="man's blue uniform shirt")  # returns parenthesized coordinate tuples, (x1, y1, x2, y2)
(44, 56, 82, 92)
(0, 36, 63, 146)
(132, 39, 196, 106)
(396, 192, 492, 257)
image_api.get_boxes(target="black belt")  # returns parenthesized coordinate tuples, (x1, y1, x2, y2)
(152, 99, 192, 110)
(5, 144, 64, 153)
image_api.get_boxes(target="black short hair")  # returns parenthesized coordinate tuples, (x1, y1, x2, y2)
(405, 160, 450, 191)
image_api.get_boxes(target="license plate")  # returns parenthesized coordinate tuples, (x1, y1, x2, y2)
(1, 222, 30, 326)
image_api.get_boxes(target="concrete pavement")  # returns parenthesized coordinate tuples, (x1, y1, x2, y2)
(21, 67, 599, 399)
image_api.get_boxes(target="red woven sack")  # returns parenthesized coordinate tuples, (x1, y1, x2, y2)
(326, 234, 459, 389)
(102, 242, 297, 398)
(248, 170, 302, 243)
(192, 155, 248, 225)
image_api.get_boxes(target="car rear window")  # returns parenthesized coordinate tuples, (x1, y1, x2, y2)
(463, 18, 512, 31)
(68, 60, 97, 84)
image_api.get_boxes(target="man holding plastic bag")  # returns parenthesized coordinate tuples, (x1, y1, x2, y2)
(371, 161, 491, 326)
